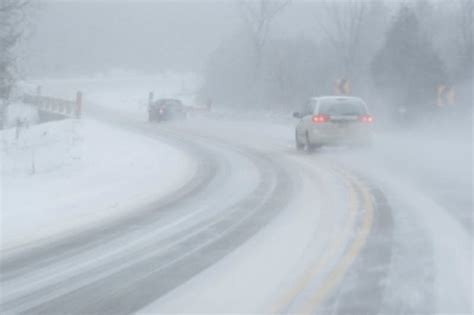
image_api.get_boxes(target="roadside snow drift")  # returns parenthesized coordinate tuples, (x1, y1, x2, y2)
(1, 119, 195, 250)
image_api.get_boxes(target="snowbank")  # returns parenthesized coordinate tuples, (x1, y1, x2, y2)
(2, 102, 39, 129)
(1, 118, 195, 250)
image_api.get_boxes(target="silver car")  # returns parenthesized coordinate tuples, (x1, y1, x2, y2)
(293, 96, 373, 151)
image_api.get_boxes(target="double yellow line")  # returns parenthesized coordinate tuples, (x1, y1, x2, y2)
(271, 168, 375, 314)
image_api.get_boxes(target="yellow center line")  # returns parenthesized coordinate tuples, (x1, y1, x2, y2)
(270, 163, 360, 314)
(298, 172, 375, 314)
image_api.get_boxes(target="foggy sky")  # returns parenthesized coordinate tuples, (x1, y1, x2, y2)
(19, 0, 322, 77)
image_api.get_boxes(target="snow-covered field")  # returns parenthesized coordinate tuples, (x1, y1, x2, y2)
(1, 118, 195, 250)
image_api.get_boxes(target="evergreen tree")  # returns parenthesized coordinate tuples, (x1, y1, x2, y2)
(371, 5, 447, 119)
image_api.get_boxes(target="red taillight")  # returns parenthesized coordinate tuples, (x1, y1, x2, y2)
(312, 114, 329, 123)
(359, 115, 373, 123)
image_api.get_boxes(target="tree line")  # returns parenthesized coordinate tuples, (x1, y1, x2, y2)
(202, 0, 473, 121)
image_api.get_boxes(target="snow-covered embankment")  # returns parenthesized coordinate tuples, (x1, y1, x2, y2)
(1, 118, 194, 250)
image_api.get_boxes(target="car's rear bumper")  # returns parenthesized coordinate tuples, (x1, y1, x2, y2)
(309, 127, 372, 146)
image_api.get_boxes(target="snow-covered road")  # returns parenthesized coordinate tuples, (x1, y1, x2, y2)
(1, 78, 471, 314)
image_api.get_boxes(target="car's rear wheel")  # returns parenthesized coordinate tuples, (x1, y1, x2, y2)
(305, 132, 313, 152)
(305, 132, 320, 153)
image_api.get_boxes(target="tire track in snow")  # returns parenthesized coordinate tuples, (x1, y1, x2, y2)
(1, 121, 295, 315)
(316, 175, 395, 315)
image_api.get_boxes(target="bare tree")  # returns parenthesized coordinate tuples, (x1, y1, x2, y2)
(456, 0, 473, 80)
(315, 0, 366, 79)
(0, 0, 29, 100)
(457, 0, 473, 49)
(0, 0, 29, 128)
(239, 0, 290, 70)
(238, 0, 290, 105)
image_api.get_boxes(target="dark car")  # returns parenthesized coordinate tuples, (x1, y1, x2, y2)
(148, 98, 187, 122)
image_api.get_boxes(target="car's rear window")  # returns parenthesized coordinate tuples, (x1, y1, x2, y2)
(318, 100, 367, 116)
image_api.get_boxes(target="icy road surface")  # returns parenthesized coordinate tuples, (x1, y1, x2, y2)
(1, 105, 472, 314)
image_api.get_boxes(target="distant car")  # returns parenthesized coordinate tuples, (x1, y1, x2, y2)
(293, 96, 373, 151)
(148, 98, 187, 122)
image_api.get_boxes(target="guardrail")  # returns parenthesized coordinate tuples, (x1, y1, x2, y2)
(23, 87, 82, 119)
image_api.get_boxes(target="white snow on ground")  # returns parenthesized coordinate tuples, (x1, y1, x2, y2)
(2, 102, 39, 129)
(19, 75, 472, 313)
(139, 118, 472, 314)
(139, 144, 351, 314)
(1, 118, 195, 251)
(329, 127, 473, 313)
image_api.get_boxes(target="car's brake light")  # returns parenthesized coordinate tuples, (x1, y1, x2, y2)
(312, 114, 329, 123)
(359, 115, 373, 123)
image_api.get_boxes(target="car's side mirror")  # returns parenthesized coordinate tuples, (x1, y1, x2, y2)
(293, 112, 302, 119)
